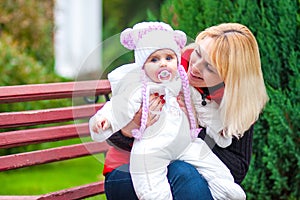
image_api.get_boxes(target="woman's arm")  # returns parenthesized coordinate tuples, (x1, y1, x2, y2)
(107, 130, 134, 152)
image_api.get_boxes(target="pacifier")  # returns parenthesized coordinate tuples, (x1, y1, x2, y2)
(157, 69, 172, 82)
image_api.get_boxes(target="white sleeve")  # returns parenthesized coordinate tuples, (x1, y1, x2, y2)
(190, 87, 232, 148)
(108, 63, 140, 96)
(90, 63, 142, 142)
(202, 103, 232, 148)
(89, 86, 142, 142)
(89, 101, 114, 142)
(206, 126, 232, 148)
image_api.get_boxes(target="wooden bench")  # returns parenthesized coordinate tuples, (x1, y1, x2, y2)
(0, 80, 111, 199)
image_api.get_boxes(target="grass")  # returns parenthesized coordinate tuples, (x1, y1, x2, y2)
(0, 139, 107, 199)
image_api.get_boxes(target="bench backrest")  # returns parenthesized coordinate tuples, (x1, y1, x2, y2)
(0, 80, 111, 199)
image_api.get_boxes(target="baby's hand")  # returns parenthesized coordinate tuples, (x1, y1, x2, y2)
(92, 116, 110, 133)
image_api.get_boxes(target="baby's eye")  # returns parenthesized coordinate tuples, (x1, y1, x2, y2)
(150, 57, 158, 62)
(166, 55, 173, 60)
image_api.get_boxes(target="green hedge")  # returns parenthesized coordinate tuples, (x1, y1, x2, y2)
(160, 0, 299, 199)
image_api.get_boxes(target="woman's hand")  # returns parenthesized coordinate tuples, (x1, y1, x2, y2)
(147, 93, 165, 126)
(120, 93, 165, 137)
(177, 92, 188, 116)
(177, 92, 198, 123)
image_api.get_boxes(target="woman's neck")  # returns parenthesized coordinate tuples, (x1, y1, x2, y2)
(200, 82, 225, 95)
(195, 82, 225, 105)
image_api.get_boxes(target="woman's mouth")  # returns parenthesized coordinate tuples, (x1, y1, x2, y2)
(189, 71, 203, 80)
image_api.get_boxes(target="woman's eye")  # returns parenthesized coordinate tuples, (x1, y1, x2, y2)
(195, 50, 202, 58)
(205, 64, 214, 73)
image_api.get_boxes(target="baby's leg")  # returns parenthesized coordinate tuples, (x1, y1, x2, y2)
(180, 139, 246, 200)
(130, 167, 173, 200)
(130, 145, 173, 200)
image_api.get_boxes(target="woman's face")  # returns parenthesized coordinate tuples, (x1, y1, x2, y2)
(187, 37, 223, 87)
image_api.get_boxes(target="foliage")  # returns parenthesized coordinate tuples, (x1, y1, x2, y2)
(0, 0, 55, 68)
(0, 33, 70, 113)
(0, 0, 69, 112)
(161, 0, 299, 199)
(0, 34, 61, 86)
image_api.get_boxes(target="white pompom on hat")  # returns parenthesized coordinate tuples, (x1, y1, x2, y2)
(120, 22, 187, 67)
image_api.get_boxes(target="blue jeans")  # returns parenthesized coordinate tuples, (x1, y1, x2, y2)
(104, 160, 213, 200)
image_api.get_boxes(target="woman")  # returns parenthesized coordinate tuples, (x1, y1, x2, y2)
(103, 22, 269, 199)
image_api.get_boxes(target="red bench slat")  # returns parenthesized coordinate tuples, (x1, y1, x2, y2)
(0, 123, 90, 148)
(0, 181, 105, 200)
(0, 104, 103, 129)
(0, 141, 109, 171)
(37, 181, 105, 200)
(0, 196, 41, 200)
(0, 80, 111, 103)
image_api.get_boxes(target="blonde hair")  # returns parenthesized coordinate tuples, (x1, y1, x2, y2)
(196, 23, 269, 138)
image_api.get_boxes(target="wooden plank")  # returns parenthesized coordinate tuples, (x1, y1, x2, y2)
(0, 80, 111, 103)
(0, 104, 103, 129)
(0, 123, 90, 149)
(0, 141, 109, 171)
(0, 181, 104, 200)
(0, 196, 40, 200)
(37, 181, 105, 200)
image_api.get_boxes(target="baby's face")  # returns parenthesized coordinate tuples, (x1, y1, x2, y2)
(143, 49, 178, 83)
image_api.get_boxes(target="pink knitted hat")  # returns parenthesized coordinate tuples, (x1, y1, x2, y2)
(120, 22, 187, 67)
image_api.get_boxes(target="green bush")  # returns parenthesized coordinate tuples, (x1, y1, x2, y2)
(0, 33, 69, 111)
(160, 0, 299, 199)
(0, 0, 55, 67)
(0, 34, 62, 86)
(0, 0, 69, 113)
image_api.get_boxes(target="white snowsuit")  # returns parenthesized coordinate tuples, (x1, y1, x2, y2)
(89, 63, 246, 200)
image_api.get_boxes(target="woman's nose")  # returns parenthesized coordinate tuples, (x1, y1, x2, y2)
(191, 62, 202, 75)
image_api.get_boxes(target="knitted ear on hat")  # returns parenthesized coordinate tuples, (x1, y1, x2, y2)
(174, 30, 187, 49)
(120, 28, 137, 50)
